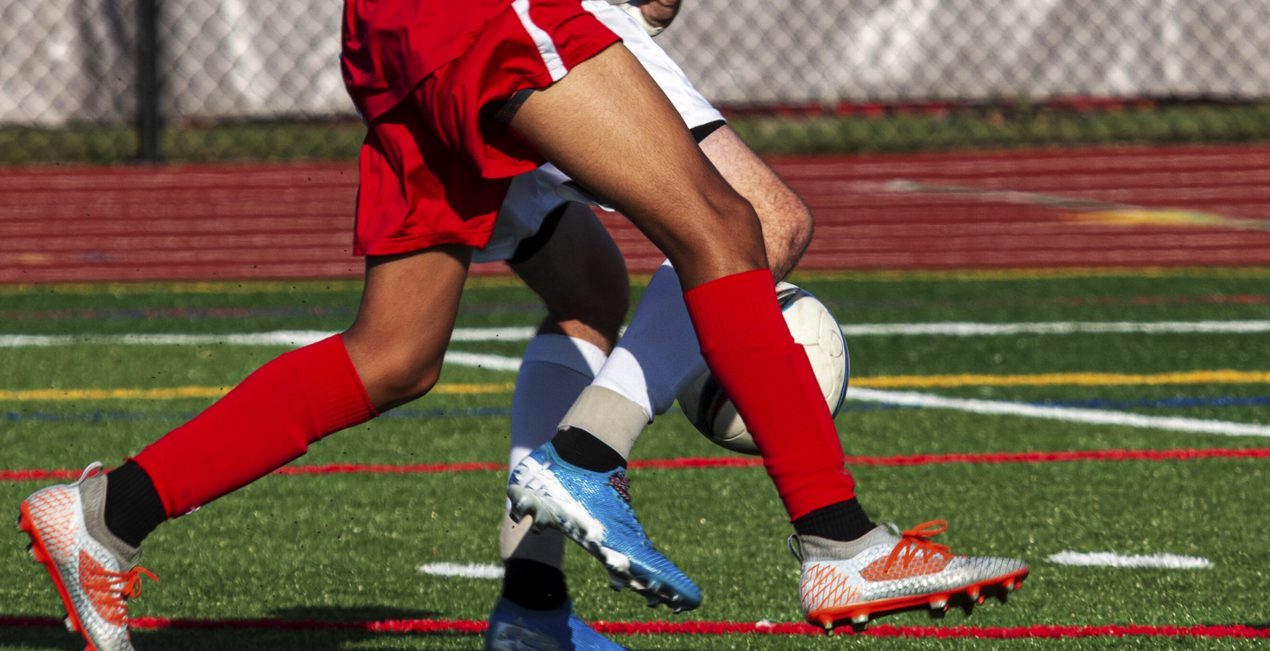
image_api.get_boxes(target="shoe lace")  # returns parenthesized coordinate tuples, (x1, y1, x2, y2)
(82, 563, 159, 627)
(75, 461, 105, 485)
(608, 471, 632, 504)
(882, 520, 953, 574)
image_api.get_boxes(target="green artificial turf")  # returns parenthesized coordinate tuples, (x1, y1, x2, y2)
(1, 270, 1267, 649)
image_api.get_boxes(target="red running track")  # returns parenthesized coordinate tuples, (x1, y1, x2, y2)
(3, 144, 1270, 283)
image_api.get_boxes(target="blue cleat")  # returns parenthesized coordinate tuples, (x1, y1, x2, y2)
(484, 597, 626, 651)
(507, 443, 702, 612)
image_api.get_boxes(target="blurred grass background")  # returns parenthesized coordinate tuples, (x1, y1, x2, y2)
(5, 101, 1270, 165)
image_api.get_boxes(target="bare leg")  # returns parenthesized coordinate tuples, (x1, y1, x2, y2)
(508, 43, 856, 537)
(700, 126, 812, 281)
(344, 245, 473, 411)
(110, 245, 473, 534)
(510, 203, 629, 351)
(510, 46, 766, 289)
(577, 126, 817, 438)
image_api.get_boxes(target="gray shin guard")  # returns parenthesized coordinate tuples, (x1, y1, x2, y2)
(558, 385, 650, 460)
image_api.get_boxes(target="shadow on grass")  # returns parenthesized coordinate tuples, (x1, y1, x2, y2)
(1, 606, 491, 651)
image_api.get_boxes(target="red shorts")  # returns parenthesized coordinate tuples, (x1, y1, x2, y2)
(350, 0, 621, 256)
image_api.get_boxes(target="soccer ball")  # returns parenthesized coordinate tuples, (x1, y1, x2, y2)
(677, 282, 849, 455)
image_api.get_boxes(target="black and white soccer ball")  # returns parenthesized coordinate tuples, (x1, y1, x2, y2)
(677, 282, 849, 455)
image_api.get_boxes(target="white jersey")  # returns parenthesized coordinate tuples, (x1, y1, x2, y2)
(476, 0, 724, 263)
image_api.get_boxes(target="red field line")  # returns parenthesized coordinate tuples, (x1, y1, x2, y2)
(3, 448, 1265, 482)
(0, 615, 1264, 639)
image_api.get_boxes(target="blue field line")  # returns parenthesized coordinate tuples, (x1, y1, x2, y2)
(4, 395, 1267, 425)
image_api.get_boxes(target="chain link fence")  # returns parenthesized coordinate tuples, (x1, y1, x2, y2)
(3, 0, 1269, 164)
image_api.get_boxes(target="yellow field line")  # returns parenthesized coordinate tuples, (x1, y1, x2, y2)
(4, 371, 1267, 402)
(1, 383, 517, 402)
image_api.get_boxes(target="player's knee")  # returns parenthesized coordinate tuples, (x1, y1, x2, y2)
(749, 186, 814, 278)
(702, 190, 766, 268)
(788, 196, 815, 251)
(540, 280, 627, 348)
(654, 184, 767, 285)
(568, 260, 629, 339)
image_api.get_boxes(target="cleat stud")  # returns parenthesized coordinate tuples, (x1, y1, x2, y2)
(977, 595, 986, 605)
(850, 613, 868, 625)
(64, 616, 75, 632)
(967, 587, 980, 600)
(930, 598, 947, 610)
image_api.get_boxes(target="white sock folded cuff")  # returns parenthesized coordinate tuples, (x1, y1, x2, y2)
(522, 333, 608, 376)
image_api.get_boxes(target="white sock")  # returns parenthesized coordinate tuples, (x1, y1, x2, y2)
(508, 335, 608, 469)
(593, 261, 707, 418)
(502, 334, 607, 563)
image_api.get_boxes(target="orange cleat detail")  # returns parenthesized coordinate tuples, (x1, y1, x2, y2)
(792, 521, 1029, 632)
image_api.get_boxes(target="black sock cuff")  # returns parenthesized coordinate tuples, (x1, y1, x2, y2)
(792, 498, 875, 542)
(502, 559, 568, 611)
(104, 461, 168, 548)
(551, 427, 626, 473)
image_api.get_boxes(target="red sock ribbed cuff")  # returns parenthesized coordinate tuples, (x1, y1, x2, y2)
(682, 269, 786, 353)
(307, 334, 378, 434)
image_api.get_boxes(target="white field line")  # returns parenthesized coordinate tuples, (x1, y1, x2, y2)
(444, 352, 521, 373)
(5, 325, 1268, 438)
(1048, 551, 1213, 570)
(838, 320, 1270, 336)
(848, 388, 1270, 438)
(0, 331, 527, 371)
(0, 327, 537, 348)
(4, 320, 1270, 350)
(417, 562, 504, 580)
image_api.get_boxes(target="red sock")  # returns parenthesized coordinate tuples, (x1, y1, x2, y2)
(683, 270, 855, 520)
(133, 334, 377, 516)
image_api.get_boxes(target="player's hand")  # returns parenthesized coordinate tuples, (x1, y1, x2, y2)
(623, 0, 681, 37)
